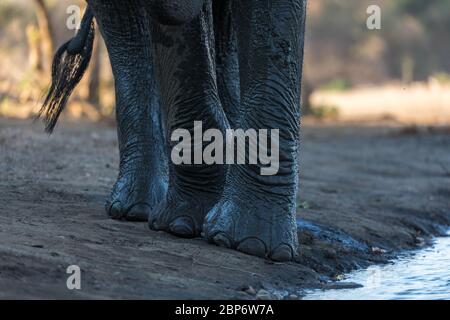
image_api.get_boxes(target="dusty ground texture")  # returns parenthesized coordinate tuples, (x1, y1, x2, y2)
(0, 118, 449, 299)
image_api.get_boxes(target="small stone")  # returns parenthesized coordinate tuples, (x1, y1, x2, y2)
(323, 282, 364, 290)
(91, 133, 100, 140)
(334, 274, 345, 281)
(288, 294, 299, 300)
(244, 286, 256, 295)
(372, 246, 387, 254)
(415, 237, 426, 247)
(256, 289, 273, 300)
(324, 248, 337, 259)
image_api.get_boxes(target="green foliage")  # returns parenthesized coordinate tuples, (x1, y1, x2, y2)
(319, 79, 351, 92)
(310, 105, 339, 120)
(432, 73, 450, 85)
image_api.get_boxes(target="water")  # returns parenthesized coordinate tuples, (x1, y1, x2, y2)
(303, 230, 450, 300)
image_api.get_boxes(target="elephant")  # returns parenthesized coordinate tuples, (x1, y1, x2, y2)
(39, 0, 308, 261)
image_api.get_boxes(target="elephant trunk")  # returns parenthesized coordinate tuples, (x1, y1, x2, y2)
(149, 0, 205, 25)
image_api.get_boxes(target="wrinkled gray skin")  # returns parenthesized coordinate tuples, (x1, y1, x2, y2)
(88, 0, 307, 261)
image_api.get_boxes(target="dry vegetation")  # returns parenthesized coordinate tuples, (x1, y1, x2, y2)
(0, 0, 449, 124)
(311, 80, 450, 125)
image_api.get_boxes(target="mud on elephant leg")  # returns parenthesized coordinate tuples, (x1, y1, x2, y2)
(90, 1, 168, 221)
(204, 0, 308, 261)
(148, 1, 228, 238)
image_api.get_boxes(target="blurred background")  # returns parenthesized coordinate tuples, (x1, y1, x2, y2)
(0, 0, 449, 125)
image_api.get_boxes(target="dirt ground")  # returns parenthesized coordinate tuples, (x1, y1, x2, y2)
(0, 118, 449, 299)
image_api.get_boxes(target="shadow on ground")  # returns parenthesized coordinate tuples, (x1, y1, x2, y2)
(0, 119, 449, 299)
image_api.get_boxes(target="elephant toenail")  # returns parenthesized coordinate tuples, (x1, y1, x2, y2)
(169, 216, 196, 238)
(237, 238, 267, 258)
(126, 203, 151, 222)
(270, 244, 294, 262)
(212, 232, 232, 249)
(109, 202, 124, 220)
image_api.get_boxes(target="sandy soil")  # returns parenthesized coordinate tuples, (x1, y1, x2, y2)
(0, 118, 449, 299)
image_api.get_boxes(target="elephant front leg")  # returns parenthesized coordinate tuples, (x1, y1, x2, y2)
(91, 1, 168, 221)
(204, 0, 307, 261)
(107, 68, 168, 222)
(148, 2, 228, 237)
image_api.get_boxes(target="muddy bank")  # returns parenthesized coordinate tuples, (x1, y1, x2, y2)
(0, 118, 449, 299)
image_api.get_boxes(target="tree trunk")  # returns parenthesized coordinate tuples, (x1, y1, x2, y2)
(33, 0, 54, 73)
(26, 24, 43, 73)
(78, 28, 101, 107)
(88, 34, 101, 106)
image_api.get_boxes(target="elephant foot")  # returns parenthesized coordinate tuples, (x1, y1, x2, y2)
(203, 188, 298, 262)
(106, 167, 167, 222)
(148, 188, 221, 238)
